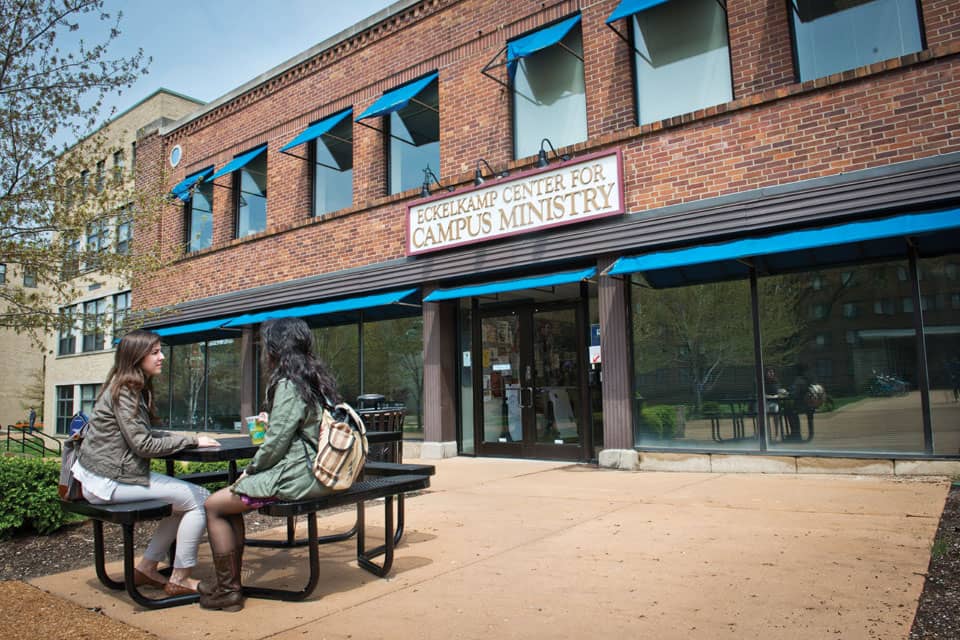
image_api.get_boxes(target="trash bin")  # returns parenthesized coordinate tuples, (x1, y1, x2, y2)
(356, 394, 386, 410)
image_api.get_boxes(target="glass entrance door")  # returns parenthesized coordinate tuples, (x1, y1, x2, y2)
(477, 305, 585, 460)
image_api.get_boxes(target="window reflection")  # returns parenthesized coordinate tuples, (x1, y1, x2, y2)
(761, 261, 924, 453)
(237, 153, 267, 237)
(921, 255, 960, 454)
(631, 277, 758, 449)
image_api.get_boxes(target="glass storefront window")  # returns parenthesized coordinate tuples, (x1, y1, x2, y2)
(921, 255, 960, 454)
(313, 324, 359, 405)
(362, 316, 424, 438)
(761, 260, 924, 453)
(155, 338, 241, 432)
(206, 339, 241, 431)
(631, 277, 759, 450)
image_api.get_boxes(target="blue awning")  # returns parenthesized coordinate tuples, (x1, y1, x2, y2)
(424, 267, 596, 302)
(222, 289, 419, 327)
(280, 109, 353, 152)
(605, 0, 671, 24)
(154, 318, 231, 337)
(170, 167, 214, 202)
(506, 15, 581, 77)
(208, 144, 268, 182)
(607, 208, 960, 288)
(356, 73, 438, 121)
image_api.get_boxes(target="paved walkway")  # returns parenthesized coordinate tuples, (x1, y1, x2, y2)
(32, 458, 948, 639)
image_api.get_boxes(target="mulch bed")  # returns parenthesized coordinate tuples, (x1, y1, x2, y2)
(909, 483, 960, 639)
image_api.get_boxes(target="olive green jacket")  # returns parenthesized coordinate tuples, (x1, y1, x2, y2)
(232, 379, 332, 500)
(78, 386, 199, 486)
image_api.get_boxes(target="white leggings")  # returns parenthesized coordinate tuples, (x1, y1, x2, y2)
(83, 472, 210, 568)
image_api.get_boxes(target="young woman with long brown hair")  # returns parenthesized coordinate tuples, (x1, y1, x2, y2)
(74, 329, 220, 595)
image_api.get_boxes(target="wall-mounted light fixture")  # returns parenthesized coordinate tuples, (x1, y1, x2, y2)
(421, 166, 454, 198)
(536, 138, 570, 168)
(474, 158, 509, 186)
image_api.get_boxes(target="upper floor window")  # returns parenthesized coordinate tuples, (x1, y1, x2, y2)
(22, 267, 37, 288)
(113, 291, 130, 338)
(172, 166, 215, 252)
(617, 0, 733, 126)
(82, 298, 106, 352)
(130, 141, 137, 176)
(95, 160, 105, 193)
(0, 263, 5, 284)
(187, 179, 214, 251)
(509, 15, 586, 159)
(62, 238, 80, 280)
(789, 0, 923, 82)
(357, 73, 440, 195)
(281, 109, 354, 216)
(115, 208, 133, 255)
(112, 151, 125, 183)
(79, 170, 90, 202)
(85, 218, 108, 270)
(207, 146, 267, 239)
(58, 306, 76, 355)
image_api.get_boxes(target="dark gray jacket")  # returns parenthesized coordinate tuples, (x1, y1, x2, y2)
(78, 385, 198, 486)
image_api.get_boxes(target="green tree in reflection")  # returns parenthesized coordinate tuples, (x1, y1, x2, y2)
(632, 277, 806, 413)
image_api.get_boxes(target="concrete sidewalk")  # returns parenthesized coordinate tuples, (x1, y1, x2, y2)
(32, 458, 947, 639)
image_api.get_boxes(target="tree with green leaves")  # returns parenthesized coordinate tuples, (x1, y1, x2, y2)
(1, 0, 157, 344)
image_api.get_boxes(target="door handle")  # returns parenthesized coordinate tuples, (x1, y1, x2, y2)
(520, 386, 533, 408)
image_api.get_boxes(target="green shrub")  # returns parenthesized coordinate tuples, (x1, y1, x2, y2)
(639, 405, 678, 439)
(0, 456, 81, 538)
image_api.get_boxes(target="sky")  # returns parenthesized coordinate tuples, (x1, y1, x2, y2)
(78, 0, 395, 126)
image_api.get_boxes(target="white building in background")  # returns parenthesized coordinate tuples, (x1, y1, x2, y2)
(42, 89, 203, 434)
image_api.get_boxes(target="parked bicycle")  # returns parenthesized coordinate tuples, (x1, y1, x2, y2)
(866, 370, 909, 397)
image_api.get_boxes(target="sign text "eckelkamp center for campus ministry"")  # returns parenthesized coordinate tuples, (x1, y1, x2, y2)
(406, 150, 624, 255)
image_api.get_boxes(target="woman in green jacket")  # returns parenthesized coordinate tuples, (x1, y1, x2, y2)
(199, 317, 337, 611)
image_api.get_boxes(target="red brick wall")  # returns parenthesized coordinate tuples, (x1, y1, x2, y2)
(136, 0, 960, 312)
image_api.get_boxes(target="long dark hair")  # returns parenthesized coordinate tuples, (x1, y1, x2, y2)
(100, 329, 162, 422)
(260, 317, 339, 410)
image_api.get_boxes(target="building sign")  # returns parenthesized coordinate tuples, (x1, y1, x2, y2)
(406, 150, 623, 255)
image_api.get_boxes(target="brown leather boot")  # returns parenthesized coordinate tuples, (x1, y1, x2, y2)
(199, 551, 243, 611)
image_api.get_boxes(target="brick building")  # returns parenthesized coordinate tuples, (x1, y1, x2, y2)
(138, 0, 960, 466)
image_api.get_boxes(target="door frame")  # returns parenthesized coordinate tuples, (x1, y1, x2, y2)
(471, 291, 591, 461)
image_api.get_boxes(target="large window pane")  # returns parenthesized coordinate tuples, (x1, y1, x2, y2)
(168, 342, 207, 429)
(761, 260, 924, 453)
(791, 0, 922, 82)
(237, 152, 267, 237)
(458, 300, 474, 454)
(314, 115, 353, 215)
(632, 0, 732, 125)
(362, 317, 424, 438)
(631, 277, 758, 449)
(513, 26, 586, 159)
(206, 339, 241, 431)
(389, 79, 439, 195)
(56, 385, 74, 435)
(921, 255, 960, 454)
(187, 181, 214, 252)
(313, 324, 359, 405)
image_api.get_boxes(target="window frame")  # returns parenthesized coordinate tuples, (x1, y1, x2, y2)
(82, 298, 106, 352)
(627, 0, 734, 127)
(232, 150, 268, 239)
(786, 0, 927, 83)
(309, 110, 354, 217)
(58, 305, 76, 355)
(508, 15, 587, 160)
(185, 175, 215, 252)
(384, 76, 440, 196)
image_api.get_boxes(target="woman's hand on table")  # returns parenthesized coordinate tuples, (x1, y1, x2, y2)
(197, 435, 221, 448)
